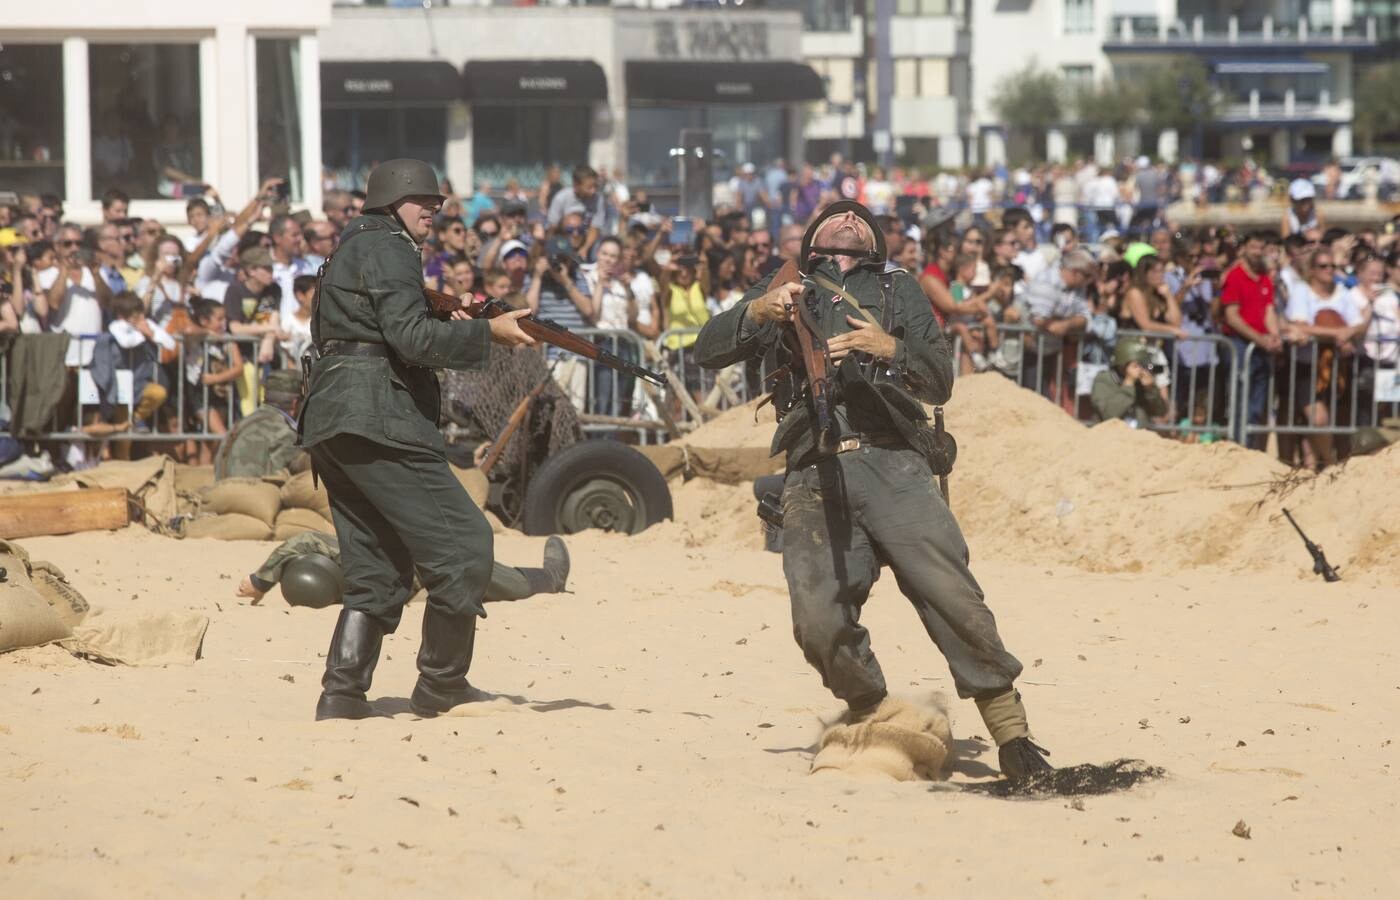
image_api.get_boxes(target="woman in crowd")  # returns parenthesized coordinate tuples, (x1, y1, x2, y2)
(135, 233, 191, 322)
(582, 236, 639, 416)
(3, 241, 48, 333)
(959, 224, 992, 288)
(1348, 252, 1399, 426)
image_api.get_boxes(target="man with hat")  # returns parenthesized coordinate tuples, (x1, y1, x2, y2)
(299, 158, 535, 721)
(1091, 338, 1168, 427)
(1282, 178, 1324, 237)
(214, 368, 306, 479)
(692, 199, 1055, 782)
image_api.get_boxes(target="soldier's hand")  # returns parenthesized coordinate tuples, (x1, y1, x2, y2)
(488, 308, 537, 347)
(746, 281, 802, 325)
(828, 315, 897, 363)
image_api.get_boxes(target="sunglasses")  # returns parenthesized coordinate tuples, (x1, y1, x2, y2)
(1314, 262, 1336, 270)
(59, 239, 80, 247)
(563, 226, 585, 235)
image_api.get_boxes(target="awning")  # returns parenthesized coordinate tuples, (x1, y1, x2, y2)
(321, 61, 463, 105)
(1214, 60, 1331, 76)
(626, 61, 826, 105)
(463, 60, 608, 103)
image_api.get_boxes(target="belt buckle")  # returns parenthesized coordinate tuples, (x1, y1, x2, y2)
(837, 437, 861, 453)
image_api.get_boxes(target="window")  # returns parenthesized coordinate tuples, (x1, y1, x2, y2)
(323, 107, 449, 191)
(803, 0, 854, 32)
(895, 60, 919, 98)
(1064, 0, 1095, 33)
(920, 59, 950, 96)
(626, 105, 785, 189)
(473, 105, 588, 189)
(1062, 64, 1095, 94)
(0, 44, 64, 198)
(897, 0, 959, 14)
(257, 39, 305, 203)
(810, 58, 856, 106)
(89, 44, 201, 200)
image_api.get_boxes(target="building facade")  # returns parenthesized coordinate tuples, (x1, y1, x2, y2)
(0, 0, 331, 222)
(971, 0, 1380, 166)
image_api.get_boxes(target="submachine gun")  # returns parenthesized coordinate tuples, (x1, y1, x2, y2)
(1281, 508, 1341, 583)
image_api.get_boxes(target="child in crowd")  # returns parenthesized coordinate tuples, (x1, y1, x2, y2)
(948, 251, 1000, 374)
(281, 274, 316, 366)
(184, 297, 244, 464)
(106, 290, 174, 433)
(484, 267, 522, 308)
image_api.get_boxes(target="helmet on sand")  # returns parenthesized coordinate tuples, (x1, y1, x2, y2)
(280, 553, 345, 608)
(362, 158, 444, 212)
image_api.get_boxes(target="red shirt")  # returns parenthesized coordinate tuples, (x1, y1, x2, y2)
(921, 263, 949, 326)
(1219, 262, 1273, 337)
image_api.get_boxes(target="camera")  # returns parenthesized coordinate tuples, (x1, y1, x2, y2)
(544, 235, 578, 281)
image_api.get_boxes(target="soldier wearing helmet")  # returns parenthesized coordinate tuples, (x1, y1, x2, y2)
(1091, 337, 1168, 426)
(692, 200, 1055, 782)
(299, 158, 536, 722)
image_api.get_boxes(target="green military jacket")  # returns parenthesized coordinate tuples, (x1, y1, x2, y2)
(215, 405, 302, 479)
(298, 213, 493, 455)
(694, 257, 954, 468)
(1090, 369, 1168, 425)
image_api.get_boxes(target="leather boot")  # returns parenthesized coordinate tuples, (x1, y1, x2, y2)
(408, 603, 479, 718)
(314, 608, 384, 721)
(521, 535, 571, 595)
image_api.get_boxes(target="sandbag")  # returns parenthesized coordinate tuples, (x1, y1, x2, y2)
(0, 541, 72, 653)
(810, 697, 953, 782)
(65, 610, 208, 666)
(201, 478, 281, 527)
(183, 513, 275, 541)
(273, 508, 336, 541)
(450, 465, 490, 509)
(173, 463, 215, 495)
(28, 560, 91, 628)
(278, 469, 332, 520)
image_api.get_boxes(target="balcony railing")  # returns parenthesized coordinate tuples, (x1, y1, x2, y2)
(1106, 14, 1378, 47)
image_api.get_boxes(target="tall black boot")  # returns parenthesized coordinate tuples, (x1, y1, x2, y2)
(408, 603, 479, 718)
(314, 608, 384, 721)
(520, 535, 571, 595)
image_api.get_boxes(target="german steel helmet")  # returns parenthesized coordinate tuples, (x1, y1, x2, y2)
(362, 158, 444, 212)
(280, 553, 345, 608)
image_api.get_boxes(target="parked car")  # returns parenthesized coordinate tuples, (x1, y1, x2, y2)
(1313, 157, 1400, 200)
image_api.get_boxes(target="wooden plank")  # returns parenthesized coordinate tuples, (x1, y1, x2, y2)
(0, 488, 131, 540)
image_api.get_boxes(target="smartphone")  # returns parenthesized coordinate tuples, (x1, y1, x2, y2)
(669, 216, 694, 248)
(274, 181, 290, 201)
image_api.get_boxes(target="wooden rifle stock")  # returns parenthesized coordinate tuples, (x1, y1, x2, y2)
(770, 260, 839, 454)
(423, 287, 665, 386)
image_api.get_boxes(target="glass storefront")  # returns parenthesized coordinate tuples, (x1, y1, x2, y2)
(322, 107, 448, 191)
(627, 105, 785, 189)
(0, 44, 65, 197)
(89, 44, 201, 199)
(472, 104, 591, 189)
(257, 39, 305, 203)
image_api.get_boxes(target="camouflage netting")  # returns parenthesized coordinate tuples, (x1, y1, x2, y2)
(439, 347, 582, 515)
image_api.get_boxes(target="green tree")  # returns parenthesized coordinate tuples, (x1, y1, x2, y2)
(1140, 60, 1220, 133)
(1071, 78, 1144, 132)
(990, 64, 1064, 133)
(1354, 61, 1400, 153)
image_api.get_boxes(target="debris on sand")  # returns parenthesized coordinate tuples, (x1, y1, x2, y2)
(935, 759, 1166, 799)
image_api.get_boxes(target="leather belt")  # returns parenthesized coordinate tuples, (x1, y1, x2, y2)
(320, 340, 391, 359)
(835, 433, 905, 454)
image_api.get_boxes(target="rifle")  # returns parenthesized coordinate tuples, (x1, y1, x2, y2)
(424, 287, 665, 387)
(478, 367, 555, 477)
(767, 259, 839, 455)
(1281, 508, 1341, 582)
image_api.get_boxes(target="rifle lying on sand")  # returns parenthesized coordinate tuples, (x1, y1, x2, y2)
(424, 287, 665, 387)
(478, 367, 555, 477)
(1282, 508, 1341, 582)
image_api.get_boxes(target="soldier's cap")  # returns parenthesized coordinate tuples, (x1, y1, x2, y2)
(801, 199, 886, 271)
(499, 239, 529, 259)
(922, 206, 957, 233)
(1113, 338, 1154, 369)
(263, 369, 302, 396)
(239, 247, 274, 270)
(362, 158, 444, 212)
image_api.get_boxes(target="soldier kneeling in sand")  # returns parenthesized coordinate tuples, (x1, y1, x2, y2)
(238, 531, 570, 609)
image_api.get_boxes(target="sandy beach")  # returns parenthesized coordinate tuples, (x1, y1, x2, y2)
(2, 374, 1397, 897)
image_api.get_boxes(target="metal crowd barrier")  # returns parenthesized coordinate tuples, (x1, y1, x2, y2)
(1, 332, 264, 445)
(569, 327, 668, 443)
(1239, 337, 1400, 449)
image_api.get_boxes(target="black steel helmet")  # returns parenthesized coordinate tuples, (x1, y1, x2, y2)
(362, 158, 444, 212)
(800, 199, 886, 272)
(280, 553, 345, 608)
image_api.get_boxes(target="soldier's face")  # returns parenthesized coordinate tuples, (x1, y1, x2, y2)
(394, 195, 442, 242)
(815, 211, 873, 253)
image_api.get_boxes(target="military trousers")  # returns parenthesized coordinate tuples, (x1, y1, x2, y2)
(309, 433, 494, 632)
(780, 444, 1023, 707)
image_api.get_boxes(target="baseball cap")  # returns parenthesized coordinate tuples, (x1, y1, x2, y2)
(239, 247, 274, 270)
(1122, 242, 1157, 268)
(740, 162, 756, 175)
(499, 239, 528, 260)
(1289, 178, 1316, 201)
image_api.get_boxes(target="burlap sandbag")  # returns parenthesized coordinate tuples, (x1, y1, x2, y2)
(279, 469, 332, 520)
(450, 465, 490, 509)
(273, 508, 336, 541)
(0, 541, 72, 653)
(184, 513, 275, 541)
(201, 478, 281, 527)
(810, 697, 953, 782)
(174, 464, 215, 496)
(65, 610, 209, 666)
(28, 560, 91, 628)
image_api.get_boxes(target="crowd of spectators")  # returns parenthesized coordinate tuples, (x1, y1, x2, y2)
(2, 152, 1398, 478)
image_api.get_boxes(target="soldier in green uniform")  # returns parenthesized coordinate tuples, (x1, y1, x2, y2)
(1090, 338, 1169, 426)
(693, 200, 1054, 781)
(299, 158, 535, 721)
(236, 530, 571, 608)
(214, 370, 308, 479)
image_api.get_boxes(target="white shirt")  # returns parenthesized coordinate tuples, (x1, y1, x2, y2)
(281, 313, 314, 364)
(628, 270, 656, 329)
(580, 263, 632, 332)
(1350, 284, 1399, 365)
(1015, 246, 1051, 284)
(37, 266, 103, 366)
(108, 318, 176, 353)
(1285, 282, 1363, 327)
(966, 178, 993, 214)
(196, 230, 240, 300)
(274, 255, 316, 323)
